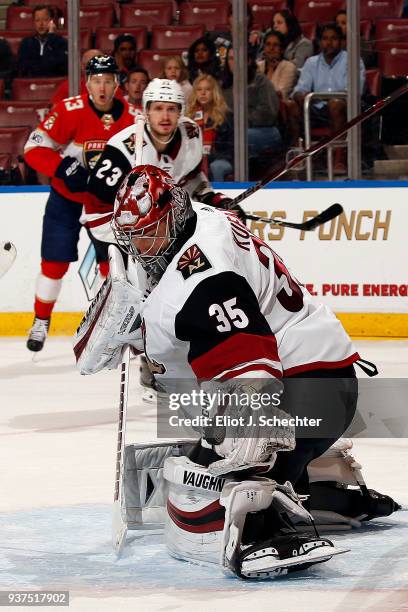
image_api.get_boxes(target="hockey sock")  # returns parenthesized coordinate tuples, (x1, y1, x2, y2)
(34, 260, 70, 318)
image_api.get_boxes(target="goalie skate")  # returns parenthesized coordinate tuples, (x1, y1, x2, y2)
(240, 534, 346, 579)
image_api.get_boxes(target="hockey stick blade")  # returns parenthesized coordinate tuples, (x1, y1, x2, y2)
(245, 203, 343, 231)
(112, 499, 128, 556)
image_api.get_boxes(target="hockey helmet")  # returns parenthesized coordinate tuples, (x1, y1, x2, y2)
(112, 165, 193, 278)
(142, 78, 185, 116)
(86, 55, 119, 79)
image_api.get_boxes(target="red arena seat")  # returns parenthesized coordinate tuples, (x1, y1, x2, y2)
(0, 127, 31, 156)
(377, 42, 408, 77)
(12, 77, 65, 102)
(375, 19, 408, 45)
(95, 26, 148, 53)
(120, 3, 173, 29)
(179, 2, 230, 30)
(0, 102, 44, 129)
(0, 80, 4, 99)
(365, 68, 381, 96)
(138, 49, 185, 78)
(294, 0, 345, 24)
(300, 22, 317, 41)
(249, 1, 287, 30)
(79, 5, 115, 31)
(0, 31, 28, 56)
(57, 29, 93, 51)
(6, 6, 33, 30)
(360, 0, 403, 21)
(151, 25, 205, 50)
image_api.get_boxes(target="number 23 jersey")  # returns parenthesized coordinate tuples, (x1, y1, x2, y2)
(140, 204, 359, 386)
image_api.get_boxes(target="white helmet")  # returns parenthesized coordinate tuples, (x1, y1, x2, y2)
(142, 78, 185, 115)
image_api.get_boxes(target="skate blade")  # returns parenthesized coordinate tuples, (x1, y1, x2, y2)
(241, 545, 348, 578)
(112, 500, 128, 557)
(142, 388, 157, 404)
(31, 352, 41, 363)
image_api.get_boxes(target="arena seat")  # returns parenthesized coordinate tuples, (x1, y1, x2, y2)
(0, 127, 30, 155)
(151, 25, 205, 50)
(0, 31, 28, 56)
(24, 0, 67, 11)
(138, 49, 185, 78)
(57, 29, 93, 51)
(0, 81, 4, 99)
(294, 0, 345, 24)
(365, 68, 381, 97)
(6, 6, 34, 30)
(0, 102, 43, 129)
(179, 2, 230, 30)
(360, 0, 403, 21)
(375, 19, 408, 45)
(79, 5, 115, 31)
(300, 22, 317, 41)
(377, 42, 408, 77)
(249, 1, 287, 29)
(12, 77, 65, 102)
(120, 3, 173, 29)
(95, 26, 148, 53)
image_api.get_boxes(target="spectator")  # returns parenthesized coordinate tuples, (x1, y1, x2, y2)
(186, 74, 231, 178)
(51, 48, 102, 105)
(258, 31, 298, 99)
(113, 33, 137, 86)
(272, 10, 313, 71)
(124, 66, 149, 110)
(160, 55, 193, 105)
(0, 37, 15, 81)
(335, 9, 376, 69)
(17, 4, 68, 77)
(187, 37, 221, 84)
(215, 47, 281, 180)
(286, 23, 365, 173)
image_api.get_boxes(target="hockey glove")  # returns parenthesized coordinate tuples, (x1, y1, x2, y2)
(74, 245, 143, 375)
(55, 156, 89, 192)
(200, 192, 247, 224)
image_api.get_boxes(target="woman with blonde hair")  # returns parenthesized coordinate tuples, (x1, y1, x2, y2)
(187, 74, 232, 180)
(160, 55, 192, 105)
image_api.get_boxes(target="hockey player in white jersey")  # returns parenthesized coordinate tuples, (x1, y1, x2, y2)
(82, 78, 243, 397)
(74, 165, 399, 577)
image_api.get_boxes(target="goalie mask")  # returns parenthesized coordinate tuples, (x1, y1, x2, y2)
(111, 165, 194, 279)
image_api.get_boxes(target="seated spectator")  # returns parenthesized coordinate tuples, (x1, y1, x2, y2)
(286, 23, 365, 173)
(113, 33, 137, 87)
(0, 37, 15, 82)
(272, 10, 313, 71)
(160, 55, 193, 105)
(51, 48, 101, 105)
(186, 74, 231, 167)
(124, 66, 149, 111)
(208, 4, 262, 68)
(335, 9, 376, 69)
(258, 31, 298, 99)
(214, 47, 281, 180)
(17, 4, 68, 77)
(187, 37, 221, 84)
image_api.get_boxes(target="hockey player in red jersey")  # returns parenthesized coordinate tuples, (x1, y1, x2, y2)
(73, 166, 399, 577)
(24, 55, 135, 352)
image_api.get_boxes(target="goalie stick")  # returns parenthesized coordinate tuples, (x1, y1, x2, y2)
(0, 241, 16, 278)
(234, 82, 408, 220)
(245, 203, 343, 231)
(112, 113, 146, 556)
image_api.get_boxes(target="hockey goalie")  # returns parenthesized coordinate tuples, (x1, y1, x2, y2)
(73, 165, 399, 579)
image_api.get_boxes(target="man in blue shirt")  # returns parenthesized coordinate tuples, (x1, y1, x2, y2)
(286, 23, 365, 173)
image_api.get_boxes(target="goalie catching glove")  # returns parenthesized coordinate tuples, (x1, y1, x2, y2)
(74, 245, 143, 374)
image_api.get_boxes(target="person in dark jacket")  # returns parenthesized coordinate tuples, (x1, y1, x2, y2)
(17, 4, 67, 77)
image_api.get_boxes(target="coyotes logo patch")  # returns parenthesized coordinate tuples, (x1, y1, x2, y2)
(83, 140, 106, 170)
(123, 133, 146, 155)
(177, 244, 211, 280)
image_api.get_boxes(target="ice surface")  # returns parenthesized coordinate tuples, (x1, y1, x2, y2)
(0, 338, 407, 612)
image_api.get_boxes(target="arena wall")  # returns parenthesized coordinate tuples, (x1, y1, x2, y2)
(1, 181, 406, 337)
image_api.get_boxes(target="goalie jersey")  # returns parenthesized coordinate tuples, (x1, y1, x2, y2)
(139, 204, 359, 386)
(82, 118, 210, 243)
